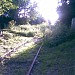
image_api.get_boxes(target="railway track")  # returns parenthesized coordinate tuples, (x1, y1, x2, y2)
(0, 41, 29, 63)
(0, 36, 44, 75)
(0, 37, 42, 64)
(26, 42, 43, 75)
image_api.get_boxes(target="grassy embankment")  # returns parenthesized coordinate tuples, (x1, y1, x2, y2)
(0, 23, 47, 56)
(31, 38, 75, 75)
(0, 23, 75, 75)
(0, 23, 48, 75)
(2, 33, 75, 75)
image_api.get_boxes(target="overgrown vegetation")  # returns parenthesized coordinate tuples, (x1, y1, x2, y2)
(1, 22, 75, 75)
(0, 42, 42, 75)
(0, 23, 46, 56)
(43, 21, 72, 47)
(30, 22, 75, 75)
(30, 37, 75, 75)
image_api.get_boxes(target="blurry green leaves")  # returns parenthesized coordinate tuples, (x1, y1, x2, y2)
(3, 0, 6, 2)
(0, 0, 18, 15)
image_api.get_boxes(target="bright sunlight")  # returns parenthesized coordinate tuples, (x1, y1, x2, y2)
(30, 0, 59, 25)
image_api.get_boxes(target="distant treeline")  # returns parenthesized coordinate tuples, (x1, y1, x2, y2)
(0, 14, 45, 29)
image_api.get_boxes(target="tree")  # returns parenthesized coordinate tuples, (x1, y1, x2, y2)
(0, 0, 17, 15)
(0, 0, 40, 25)
(13, 0, 38, 25)
(57, 0, 75, 27)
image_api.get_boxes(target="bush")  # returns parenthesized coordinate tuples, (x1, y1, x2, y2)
(8, 20, 16, 29)
(0, 39, 3, 43)
(43, 21, 71, 47)
(26, 32, 34, 37)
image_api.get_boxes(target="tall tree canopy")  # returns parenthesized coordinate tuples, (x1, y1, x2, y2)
(0, 0, 44, 25)
(57, 0, 75, 26)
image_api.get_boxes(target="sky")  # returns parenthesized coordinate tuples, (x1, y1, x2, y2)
(30, 0, 59, 25)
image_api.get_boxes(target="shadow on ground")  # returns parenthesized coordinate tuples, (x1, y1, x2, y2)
(0, 43, 41, 75)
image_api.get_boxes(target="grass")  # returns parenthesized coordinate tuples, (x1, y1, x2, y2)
(1, 23, 75, 75)
(0, 23, 47, 56)
(1, 37, 75, 75)
(3, 24, 47, 38)
(30, 38, 75, 75)
(0, 43, 42, 75)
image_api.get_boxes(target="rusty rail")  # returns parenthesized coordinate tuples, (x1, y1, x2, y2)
(26, 42, 43, 75)
(0, 38, 42, 63)
(0, 41, 29, 63)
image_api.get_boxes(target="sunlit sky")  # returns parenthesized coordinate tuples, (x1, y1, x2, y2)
(30, 0, 59, 25)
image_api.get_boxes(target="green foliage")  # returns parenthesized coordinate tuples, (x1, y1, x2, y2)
(57, 0, 75, 25)
(44, 21, 71, 47)
(0, 0, 18, 15)
(11, 0, 38, 25)
(28, 2, 38, 20)
(0, 39, 3, 43)
(26, 32, 34, 37)
(8, 20, 16, 29)
(33, 38, 75, 75)
(12, 0, 30, 6)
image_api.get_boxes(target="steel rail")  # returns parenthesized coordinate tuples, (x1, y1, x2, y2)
(0, 38, 41, 63)
(26, 42, 43, 75)
(0, 41, 29, 63)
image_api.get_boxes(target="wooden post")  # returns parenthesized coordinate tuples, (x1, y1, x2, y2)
(71, 18, 75, 33)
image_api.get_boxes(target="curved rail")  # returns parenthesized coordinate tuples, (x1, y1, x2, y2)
(0, 37, 43, 75)
(26, 42, 43, 75)
(0, 41, 29, 63)
(0, 38, 42, 63)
